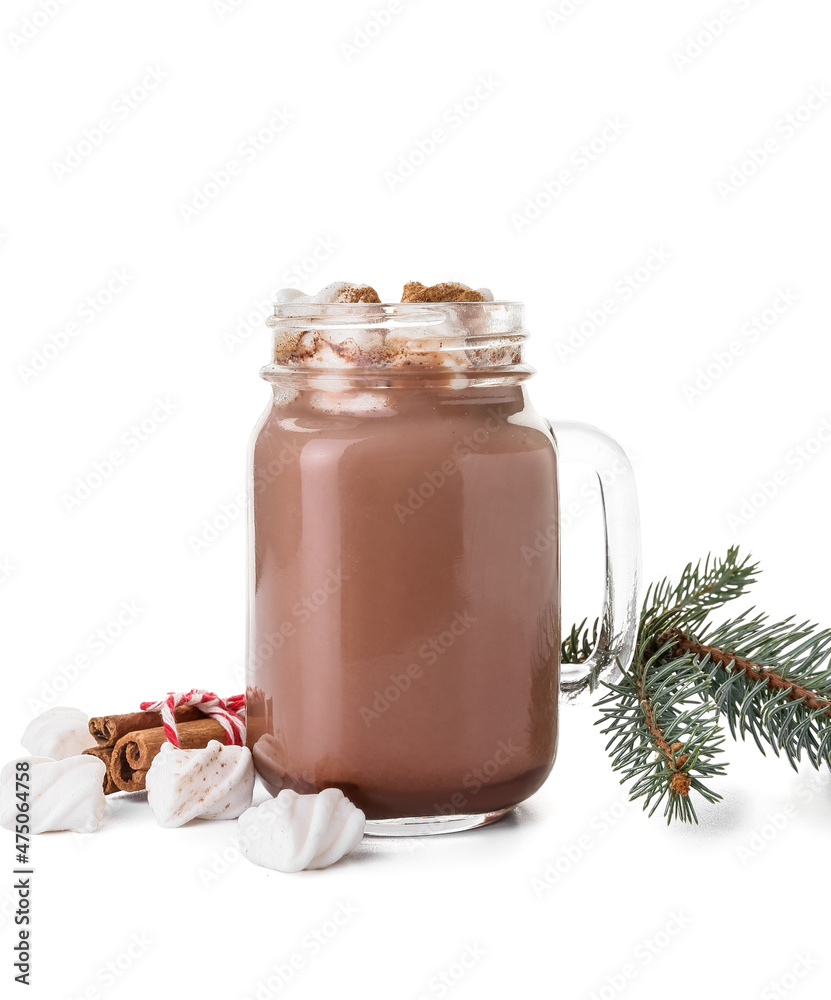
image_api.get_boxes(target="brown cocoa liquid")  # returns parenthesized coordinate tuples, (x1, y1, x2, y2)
(246, 382, 559, 820)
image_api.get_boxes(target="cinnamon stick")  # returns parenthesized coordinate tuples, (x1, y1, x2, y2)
(82, 746, 118, 795)
(89, 706, 204, 748)
(110, 719, 226, 792)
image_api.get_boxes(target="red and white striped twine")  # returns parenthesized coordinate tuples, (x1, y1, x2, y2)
(139, 689, 246, 748)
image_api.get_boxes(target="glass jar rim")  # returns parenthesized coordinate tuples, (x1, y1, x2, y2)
(268, 300, 524, 322)
(263, 300, 529, 380)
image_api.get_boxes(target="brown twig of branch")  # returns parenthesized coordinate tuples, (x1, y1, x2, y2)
(659, 628, 831, 718)
(635, 668, 690, 796)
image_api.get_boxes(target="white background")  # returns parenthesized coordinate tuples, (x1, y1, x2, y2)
(1, 0, 830, 997)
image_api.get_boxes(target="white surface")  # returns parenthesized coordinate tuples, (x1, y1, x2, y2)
(1, 0, 829, 996)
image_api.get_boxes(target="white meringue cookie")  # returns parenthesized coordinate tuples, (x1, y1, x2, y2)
(312, 282, 374, 303)
(274, 287, 307, 303)
(238, 787, 365, 873)
(145, 740, 254, 829)
(274, 282, 379, 305)
(21, 707, 92, 760)
(0, 755, 106, 834)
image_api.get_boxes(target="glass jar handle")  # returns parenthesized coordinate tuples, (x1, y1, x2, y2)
(549, 420, 641, 702)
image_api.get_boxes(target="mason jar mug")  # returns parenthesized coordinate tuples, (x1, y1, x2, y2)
(246, 300, 640, 834)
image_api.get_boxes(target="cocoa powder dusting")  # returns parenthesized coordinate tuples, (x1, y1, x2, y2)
(401, 281, 486, 303)
(338, 284, 381, 303)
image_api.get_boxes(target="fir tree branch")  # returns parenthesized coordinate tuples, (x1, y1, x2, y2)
(594, 637, 726, 824)
(641, 546, 759, 639)
(660, 613, 831, 771)
(564, 547, 831, 824)
(564, 548, 757, 823)
(560, 618, 596, 665)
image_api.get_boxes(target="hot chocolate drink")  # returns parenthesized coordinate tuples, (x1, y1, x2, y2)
(246, 284, 560, 829)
